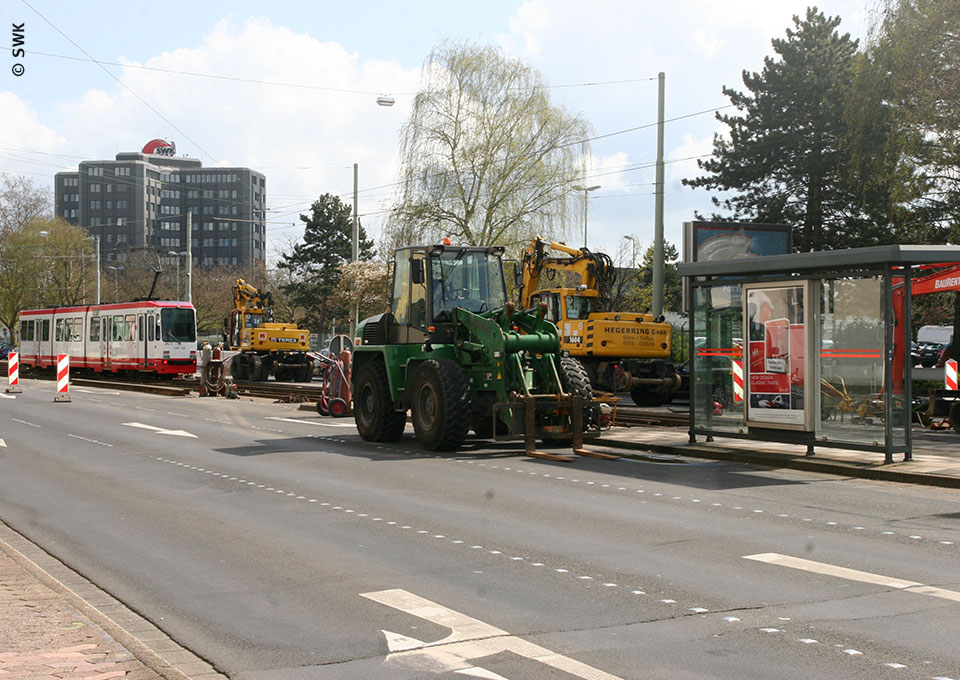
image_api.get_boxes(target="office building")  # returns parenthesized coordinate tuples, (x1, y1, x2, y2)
(54, 139, 266, 269)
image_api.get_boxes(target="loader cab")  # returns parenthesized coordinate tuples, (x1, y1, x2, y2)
(389, 244, 507, 344)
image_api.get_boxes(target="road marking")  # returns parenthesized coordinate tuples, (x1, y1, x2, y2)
(361, 588, 624, 679)
(744, 553, 960, 603)
(68, 434, 113, 447)
(0, 439, 6, 447)
(72, 388, 121, 395)
(0, 393, 15, 399)
(122, 422, 197, 438)
(265, 416, 357, 428)
(11, 418, 40, 428)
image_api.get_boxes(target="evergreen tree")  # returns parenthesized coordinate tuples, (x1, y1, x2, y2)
(277, 194, 374, 334)
(684, 8, 879, 251)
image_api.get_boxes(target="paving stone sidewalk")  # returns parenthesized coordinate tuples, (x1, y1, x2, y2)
(0, 550, 161, 679)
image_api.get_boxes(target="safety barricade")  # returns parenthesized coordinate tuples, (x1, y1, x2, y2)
(946, 359, 958, 391)
(732, 359, 744, 403)
(54, 353, 71, 403)
(5, 351, 21, 394)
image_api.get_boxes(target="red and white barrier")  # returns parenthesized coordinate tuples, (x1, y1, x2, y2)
(5, 351, 21, 393)
(732, 359, 744, 403)
(946, 359, 958, 391)
(54, 353, 71, 402)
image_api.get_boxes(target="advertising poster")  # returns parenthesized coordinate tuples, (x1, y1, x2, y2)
(746, 286, 805, 426)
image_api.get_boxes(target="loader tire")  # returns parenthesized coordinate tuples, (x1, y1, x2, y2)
(354, 360, 406, 442)
(559, 357, 598, 428)
(411, 359, 470, 451)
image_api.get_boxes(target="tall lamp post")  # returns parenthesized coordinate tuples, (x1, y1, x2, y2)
(107, 265, 124, 301)
(167, 250, 188, 299)
(571, 184, 600, 247)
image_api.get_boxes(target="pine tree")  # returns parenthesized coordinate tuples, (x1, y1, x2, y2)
(684, 8, 876, 252)
(277, 193, 374, 334)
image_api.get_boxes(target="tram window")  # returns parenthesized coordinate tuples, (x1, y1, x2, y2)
(42, 319, 49, 341)
(21, 320, 34, 342)
(155, 315, 161, 341)
(72, 317, 82, 342)
(55, 319, 64, 342)
(125, 315, 136, 341)
(138, 316, 144, 342)
(113, 315, 123, 341)
(90, 318, 100, 342)
(148, 314, 155, 341)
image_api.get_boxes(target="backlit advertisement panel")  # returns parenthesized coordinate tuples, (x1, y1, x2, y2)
(744, 284, 808, 428)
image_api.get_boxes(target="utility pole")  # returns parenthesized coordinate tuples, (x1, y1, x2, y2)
(652, 72, 666, 318)
(94, 235, 101, 304)
(186, 211, 193, 303)
(352, 162, 359, 339)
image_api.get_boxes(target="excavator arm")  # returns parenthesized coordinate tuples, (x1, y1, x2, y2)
(518, 238, 614, 309)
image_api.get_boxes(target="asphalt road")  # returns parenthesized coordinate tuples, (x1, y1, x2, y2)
(1, 379, 959, 679)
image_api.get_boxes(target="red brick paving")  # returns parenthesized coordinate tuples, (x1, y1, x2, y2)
(0, 551, 161, 679)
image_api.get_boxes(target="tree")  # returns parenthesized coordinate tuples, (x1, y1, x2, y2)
(328, 261, 391, 336)
(863, 0, 960, 347)
(385, 41, 591, 254)
(684, 8, 881, 252)
(0, 172, 51, 237)
(277, 193, 374, 334)
(632, 242, 683, 314)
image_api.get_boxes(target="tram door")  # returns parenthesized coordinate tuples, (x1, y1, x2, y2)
(101, 316, 111, 371)
(138, 314, 147, 368)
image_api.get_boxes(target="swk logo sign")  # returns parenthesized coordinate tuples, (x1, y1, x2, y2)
(11, 23, 25, 77)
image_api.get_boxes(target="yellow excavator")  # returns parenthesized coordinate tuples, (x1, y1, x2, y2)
(517, 238, 681, 405)
(224, 279, 314, 382)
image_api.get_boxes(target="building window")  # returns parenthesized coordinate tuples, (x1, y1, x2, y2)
(90, 184, 101, 193)
(117, 200, 128, 209)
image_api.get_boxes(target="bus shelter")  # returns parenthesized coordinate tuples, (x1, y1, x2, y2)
(678, 245, 960, 463)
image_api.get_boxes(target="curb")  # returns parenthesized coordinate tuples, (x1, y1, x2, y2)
(607, 438, 960, 490)
(0, 521, 226, 680)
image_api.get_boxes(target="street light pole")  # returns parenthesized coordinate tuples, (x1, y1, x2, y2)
(571, 184, 601, 247)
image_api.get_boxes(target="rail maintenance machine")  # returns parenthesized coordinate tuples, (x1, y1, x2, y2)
(224, 279, 314, 382)
(518, 238, 682, 406)
(351, 241, 614, 461)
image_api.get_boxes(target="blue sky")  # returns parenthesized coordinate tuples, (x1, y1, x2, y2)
(2, 0, 871, 263)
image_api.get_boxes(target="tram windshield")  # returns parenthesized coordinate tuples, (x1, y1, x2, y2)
(160, 308, 197, 343)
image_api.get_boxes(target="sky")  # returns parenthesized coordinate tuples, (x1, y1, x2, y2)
(1, 0, 874, 264)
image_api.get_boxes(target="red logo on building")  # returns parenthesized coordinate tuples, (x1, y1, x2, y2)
(142, 139, 176, 157)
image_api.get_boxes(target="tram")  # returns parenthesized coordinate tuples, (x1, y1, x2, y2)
(17, 300, 197, 376)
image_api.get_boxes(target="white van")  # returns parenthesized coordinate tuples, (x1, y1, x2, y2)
(917, 325, 953, 345)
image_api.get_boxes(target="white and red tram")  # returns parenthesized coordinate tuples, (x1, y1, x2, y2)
(17, 301, 197, 376)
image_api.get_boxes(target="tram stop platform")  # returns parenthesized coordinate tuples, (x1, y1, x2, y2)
(602, 423, 960, 489)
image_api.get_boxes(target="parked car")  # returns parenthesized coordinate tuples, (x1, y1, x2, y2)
(911, 341, 921, 367)
(919, 342, 946, 368)
(0, 345, 11, 359)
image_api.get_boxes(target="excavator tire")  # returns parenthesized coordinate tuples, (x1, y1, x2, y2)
(411, 359, 470, 451)
(354, 360, 406, 442)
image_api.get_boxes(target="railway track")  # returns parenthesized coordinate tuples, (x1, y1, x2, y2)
(614, 407, 690, 428)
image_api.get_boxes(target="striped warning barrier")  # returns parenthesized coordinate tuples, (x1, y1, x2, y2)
(946, 359, 958, 391)
(5, 351, 21, 394)
(732, 359, 744, 403)
(54, 353, 71, 402)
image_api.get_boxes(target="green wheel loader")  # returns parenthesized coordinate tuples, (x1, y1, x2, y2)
(352, 243, 615, 461)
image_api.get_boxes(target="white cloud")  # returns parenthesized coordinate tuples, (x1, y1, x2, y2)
(0, 93, 68, 172)
(44, 18, 422, 250)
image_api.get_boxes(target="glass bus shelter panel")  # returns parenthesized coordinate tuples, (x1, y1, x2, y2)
(818, 277, 903, 446)
(691, 285, 745, 433)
